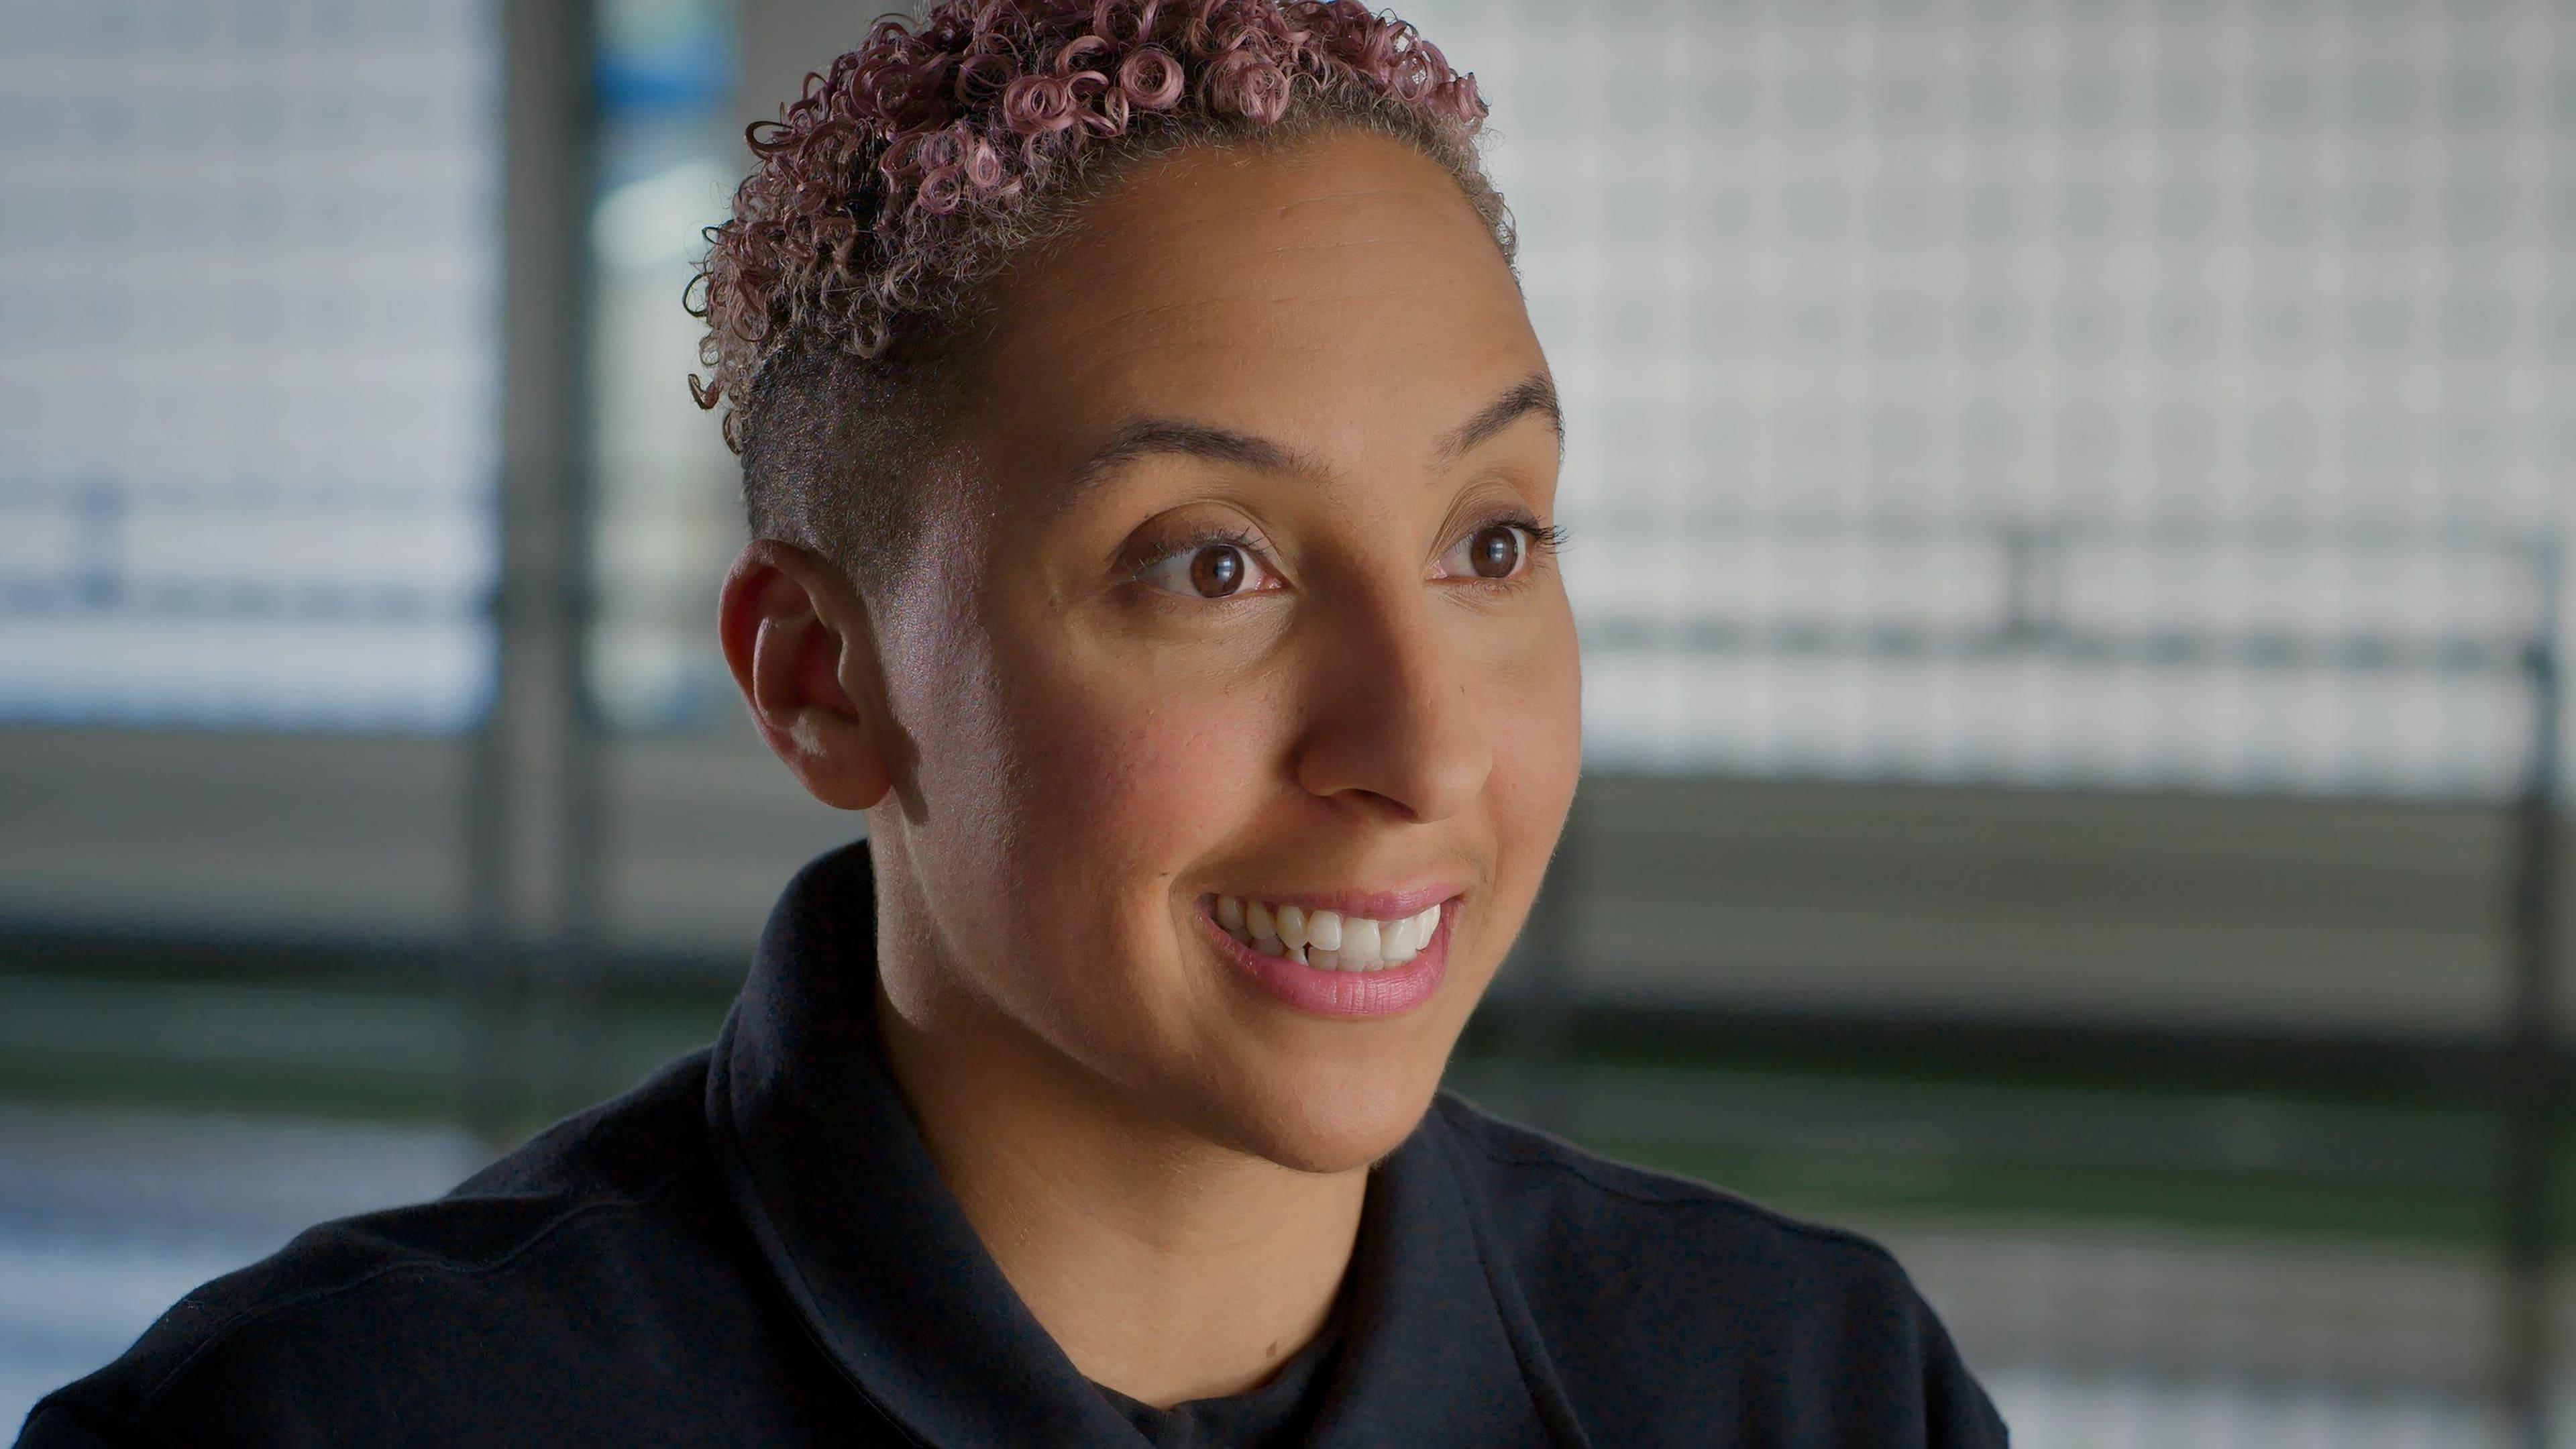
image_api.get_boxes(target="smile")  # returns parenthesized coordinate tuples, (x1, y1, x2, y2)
(1211, 894, 1441, 972)
(1195, 890, 1456, 1019)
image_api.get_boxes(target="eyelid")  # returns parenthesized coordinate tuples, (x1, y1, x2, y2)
(1432, 511, 1562, 581)
(1127, 523, 1264, 574)
(1128, 527, 1283, 598)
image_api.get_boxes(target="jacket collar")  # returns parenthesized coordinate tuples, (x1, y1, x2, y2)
(703, 840, 1558, 1446)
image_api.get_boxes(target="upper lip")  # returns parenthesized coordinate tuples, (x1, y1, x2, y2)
(1201, 883, 1465, 920)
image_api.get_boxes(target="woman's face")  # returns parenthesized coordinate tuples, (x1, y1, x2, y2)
(873, 131, 1578, 1173)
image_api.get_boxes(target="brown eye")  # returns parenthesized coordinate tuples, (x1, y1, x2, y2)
(1137, 538, 1274, 600)
(1467, 523, 1523, 579)
(1190, 544, 1245, 597)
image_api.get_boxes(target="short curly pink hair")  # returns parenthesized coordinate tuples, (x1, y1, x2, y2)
(688, 0, 1514, 577)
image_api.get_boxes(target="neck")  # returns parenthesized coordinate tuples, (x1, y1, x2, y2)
(871, 967, 1364, 1408)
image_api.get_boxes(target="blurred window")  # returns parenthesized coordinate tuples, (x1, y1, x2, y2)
(0, 0, 501, 731)
(1399, 0, 2571, 800)
(576, 0, 2572, 804)
(586, 0, 739, 732)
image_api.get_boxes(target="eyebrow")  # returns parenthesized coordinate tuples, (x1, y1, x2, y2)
(1060, 419, 1320, 502)
(1432, 372, 1564, 469)
(1055, 371, 1565, 505)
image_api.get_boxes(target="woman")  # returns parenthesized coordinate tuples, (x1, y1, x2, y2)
(19, 2, 2006, 1444)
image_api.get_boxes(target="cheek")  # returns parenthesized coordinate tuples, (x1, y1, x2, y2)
(1483, 618, 1583, 882)
(985, 631, 1277, 902)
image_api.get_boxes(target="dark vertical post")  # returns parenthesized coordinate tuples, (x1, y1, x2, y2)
(466, 0, 600, 1151)
(2503, 535, 2564, 1449)
(1998, 521, 2062, 647)
(72, 478, 125, 609)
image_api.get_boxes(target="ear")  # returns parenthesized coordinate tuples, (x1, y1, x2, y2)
(718, 539, 892, 812)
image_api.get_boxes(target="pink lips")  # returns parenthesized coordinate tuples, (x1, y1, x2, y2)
(1196, 897, 1454, 1019)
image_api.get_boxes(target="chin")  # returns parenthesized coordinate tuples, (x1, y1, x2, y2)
(1211, 1058, 1448, 1175)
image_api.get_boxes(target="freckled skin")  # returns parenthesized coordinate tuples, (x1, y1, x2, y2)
(873, 133, 1580, 1173)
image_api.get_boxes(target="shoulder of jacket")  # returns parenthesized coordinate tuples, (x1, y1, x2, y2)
(1424, 1093, 2010, 1444)
(23, 1052, 718, 1432)
(1427, 1089, 1919, 1289)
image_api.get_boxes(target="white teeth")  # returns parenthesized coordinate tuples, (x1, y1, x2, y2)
(1382, 917, 1417, 965)
(1306, 910, 1342, 951)
(1212, 896, 1451, 971)
(1340, 916, 1381, 966)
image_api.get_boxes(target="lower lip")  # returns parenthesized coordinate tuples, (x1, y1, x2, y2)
(1196, 900, 1453, 1020)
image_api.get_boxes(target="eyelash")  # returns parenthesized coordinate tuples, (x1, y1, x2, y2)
(1128, 511, 1565, 592)
(1132, 523, 1275, 576)
(1499, 515, 1568, 561)
(1444, 511, 1566, 588)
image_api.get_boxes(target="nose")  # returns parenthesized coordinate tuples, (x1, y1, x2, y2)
(1290, 581, 1494, 824)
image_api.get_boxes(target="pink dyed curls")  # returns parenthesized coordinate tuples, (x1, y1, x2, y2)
(688, 0, 1491, 450)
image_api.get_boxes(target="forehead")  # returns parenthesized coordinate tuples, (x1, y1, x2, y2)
(967, 132, 1544, 496)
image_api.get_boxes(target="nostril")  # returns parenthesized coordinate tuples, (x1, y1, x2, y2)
(1350, 788, 1417, 822)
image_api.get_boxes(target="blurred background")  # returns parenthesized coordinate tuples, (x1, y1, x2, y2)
(1, 0, 2569, 1443)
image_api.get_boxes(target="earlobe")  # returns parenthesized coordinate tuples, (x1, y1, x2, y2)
(718, 539, 894, 812)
